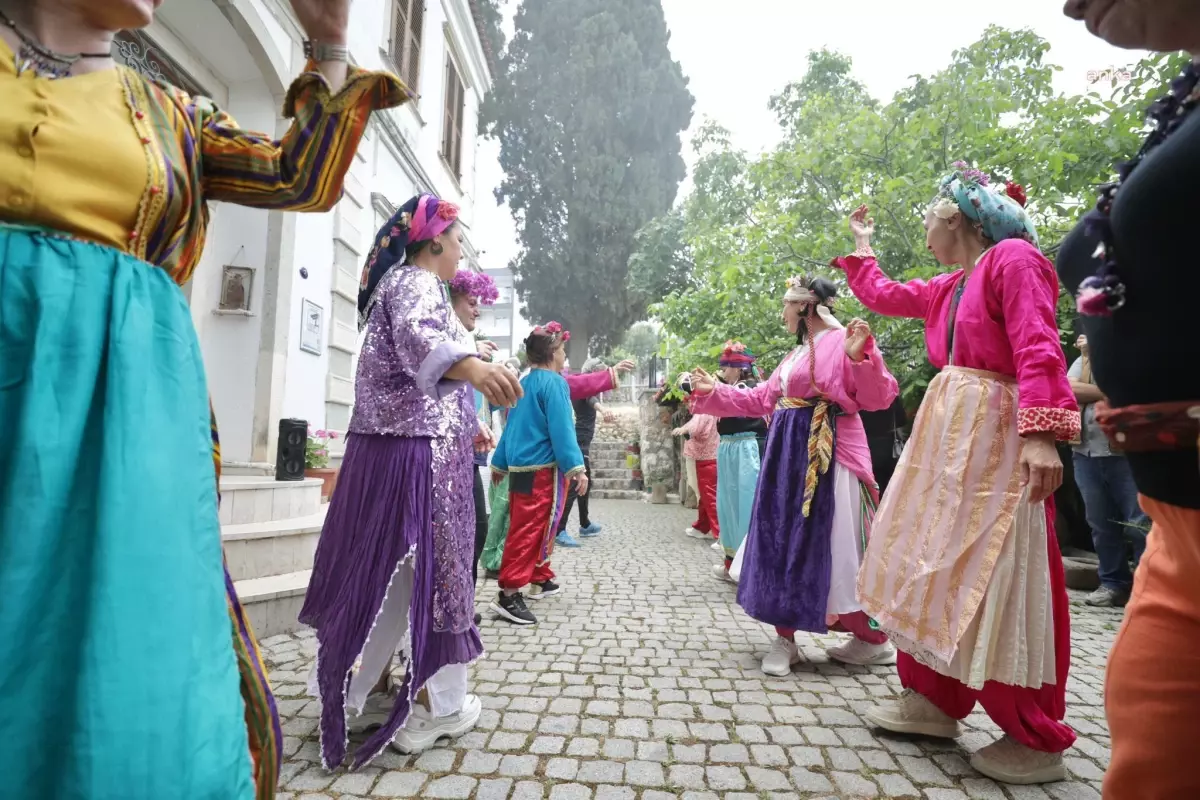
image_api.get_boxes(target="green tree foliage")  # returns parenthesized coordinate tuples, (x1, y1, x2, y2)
(472, 0, 506, 75)
(648, 28, 1186, 409)
(481, 0, 694, 365)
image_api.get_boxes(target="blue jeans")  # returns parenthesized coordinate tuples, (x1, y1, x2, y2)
(1072, 453, 1148, 591)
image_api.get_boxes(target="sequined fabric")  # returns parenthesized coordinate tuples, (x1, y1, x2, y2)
(351, 263, 477, 633)
(351, 265, 475, 439)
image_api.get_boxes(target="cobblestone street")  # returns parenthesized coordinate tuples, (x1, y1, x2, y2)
(265, 499, 1120, 800)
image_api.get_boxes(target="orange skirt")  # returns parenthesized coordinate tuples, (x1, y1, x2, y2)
(1104, 496, 1200, 799)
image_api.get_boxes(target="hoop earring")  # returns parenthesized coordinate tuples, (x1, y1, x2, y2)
(430, 242, 444, 255)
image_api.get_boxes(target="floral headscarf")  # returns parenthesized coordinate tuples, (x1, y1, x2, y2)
(930, 162, 1037, 247)
(448, 270, 499, 304)
(357, 193, 460, 330)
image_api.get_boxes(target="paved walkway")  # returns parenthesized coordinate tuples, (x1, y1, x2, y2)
(266, 499, 1119, 800)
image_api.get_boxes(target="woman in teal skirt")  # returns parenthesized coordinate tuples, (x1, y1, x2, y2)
(0, 1, 407, 797)
(709, 342, 768, 582)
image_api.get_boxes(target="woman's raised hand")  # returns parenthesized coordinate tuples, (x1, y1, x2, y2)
(843, 318, 873, 362)
(849, 204, 875, 242)
(690, 367, 717, 395)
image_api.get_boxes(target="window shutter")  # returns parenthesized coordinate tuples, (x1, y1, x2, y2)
(406, 0, 424, 90)
(452, 76, 464, 177)
(389, 0, 406, 68)
(443, 56, 455, 164)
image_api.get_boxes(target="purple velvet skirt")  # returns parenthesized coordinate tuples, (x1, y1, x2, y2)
(736, 406, 838, 632)
(300, 433, 482, 769)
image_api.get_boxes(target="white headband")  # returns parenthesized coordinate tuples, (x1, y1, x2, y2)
(783, 283, 844, 329)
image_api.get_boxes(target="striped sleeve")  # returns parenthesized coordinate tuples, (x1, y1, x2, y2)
(198, 64, 410, 211)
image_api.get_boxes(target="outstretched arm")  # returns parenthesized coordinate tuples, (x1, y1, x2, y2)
(830, 204, 932, 319)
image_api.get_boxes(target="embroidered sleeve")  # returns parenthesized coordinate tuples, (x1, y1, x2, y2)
(199, 64, 409, 210)
(831, 254, 932, 319)
(1018, 407, 1081, 441)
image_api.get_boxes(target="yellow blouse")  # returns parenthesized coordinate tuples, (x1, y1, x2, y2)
(0, 36, 145, 251)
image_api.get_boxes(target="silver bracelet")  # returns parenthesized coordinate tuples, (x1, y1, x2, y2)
(303, 39, 349, 63)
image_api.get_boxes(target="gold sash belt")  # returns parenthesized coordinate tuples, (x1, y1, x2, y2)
(776, 397, 836, 517)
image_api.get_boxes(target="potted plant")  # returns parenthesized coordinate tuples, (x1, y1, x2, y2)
(305, 428, 339, 502)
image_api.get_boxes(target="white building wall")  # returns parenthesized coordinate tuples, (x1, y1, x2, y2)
(135, 0, 493, 469)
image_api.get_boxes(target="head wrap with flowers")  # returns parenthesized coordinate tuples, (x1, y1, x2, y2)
(357, 193, 461, 331)
(447, 270, 499, 304)
(929, 162, 1038, 247)
(783, 276, 844, 330)
(528, 320, 570, 343)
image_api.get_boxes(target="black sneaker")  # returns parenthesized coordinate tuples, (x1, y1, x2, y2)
(490, 591, 537, 625)
(528, 579, 560, 600)
(473, 612, 482, 626)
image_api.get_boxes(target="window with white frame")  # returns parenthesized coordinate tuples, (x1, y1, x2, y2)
(389, 0, 424, 91)
(442, 52, 466, 179)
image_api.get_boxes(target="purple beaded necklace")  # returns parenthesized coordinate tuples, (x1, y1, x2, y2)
(1077, 61, 1200, 316)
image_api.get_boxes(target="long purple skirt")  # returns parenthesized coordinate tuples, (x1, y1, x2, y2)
(736, 405, 838, 632)
(299, 433, 483, 769)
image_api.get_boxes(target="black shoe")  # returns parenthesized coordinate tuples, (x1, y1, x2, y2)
(528, 579, 560, 599)
(489, 591, 537, 625)
(474, 612, 482, 626)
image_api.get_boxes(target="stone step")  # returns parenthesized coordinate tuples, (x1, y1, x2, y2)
(589, 455, 631, 469)
(234, 570, 311, 639)
(588, 489, 644, 501)
(222, 506, 328, 582)
(589, 441, 632, 454)
(591, 467, 633, 480)
(591, 477, 638, 491)
(218, 475, 323, 525)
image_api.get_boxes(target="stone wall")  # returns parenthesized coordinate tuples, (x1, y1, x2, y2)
(637, 389, 678, 504)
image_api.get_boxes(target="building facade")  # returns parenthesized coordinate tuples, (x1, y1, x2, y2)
(115, 0, 496, 470)
(476, 266, 518, 359)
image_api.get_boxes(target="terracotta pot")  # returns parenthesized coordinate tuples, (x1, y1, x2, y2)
(305, 467, 339, 503)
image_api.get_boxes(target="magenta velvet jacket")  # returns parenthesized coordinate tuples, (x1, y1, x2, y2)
(832, 238, 1080, 441)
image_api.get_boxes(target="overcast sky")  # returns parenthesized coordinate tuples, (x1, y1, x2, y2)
(471, 0, 1146, 332)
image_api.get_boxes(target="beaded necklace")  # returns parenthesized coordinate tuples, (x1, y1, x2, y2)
(1078, 61, 1200, 316)
(0, 8, 111, 79)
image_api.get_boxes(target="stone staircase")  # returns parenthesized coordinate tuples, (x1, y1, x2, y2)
(220, 475, 327, 638)
(587, 439, 642, 501)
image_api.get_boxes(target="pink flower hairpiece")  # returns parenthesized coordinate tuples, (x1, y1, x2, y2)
(448, 270, 499, 304)
(435, 203, 458, 221)
(531, 320, 569, 341)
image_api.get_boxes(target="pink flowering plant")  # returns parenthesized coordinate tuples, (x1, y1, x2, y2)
(306, 427, 338, 469)
(447, 270, 499, 304)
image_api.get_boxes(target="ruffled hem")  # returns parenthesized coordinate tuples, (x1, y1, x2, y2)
(283, 62, 412, 118)
(1017, 407, 1081, 441)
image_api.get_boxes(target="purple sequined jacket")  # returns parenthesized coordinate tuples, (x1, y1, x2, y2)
(350, 265, 476, 438)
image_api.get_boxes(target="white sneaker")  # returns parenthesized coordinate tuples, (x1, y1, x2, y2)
(970, 736, 1066, 785)
(865, 688, 960, 739)
(348, 691, 393, 733)
(710, 540, 723, 553)
(827, 638, 897, 666)
(390, 694, 482, 754)
(686, 527, 711, 539)
(760, 636, 800, 677)
(710, 563, 736, 584)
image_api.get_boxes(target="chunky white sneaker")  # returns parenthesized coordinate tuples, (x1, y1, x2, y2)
(826, 638, 897, 666)
(865, 688, 960, 739)
(389, 694, 482, 754)
(348, 691, 393, 733)
(760, 636, 800, 677)
(686, 527, 711, 539)
(710, 540, 723, 553)
(970, 736, 1067, 785)
(710, 564, 736, 584)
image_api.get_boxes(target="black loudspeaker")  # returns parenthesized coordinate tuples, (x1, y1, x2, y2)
(275, 418, 308, 481)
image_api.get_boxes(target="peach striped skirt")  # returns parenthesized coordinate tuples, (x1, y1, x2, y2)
(856, 367, 1056, 690)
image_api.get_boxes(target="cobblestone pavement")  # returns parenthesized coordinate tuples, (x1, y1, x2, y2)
(265, 499, 1121, 800)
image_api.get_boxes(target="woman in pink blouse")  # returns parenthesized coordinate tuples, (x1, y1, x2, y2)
(689, 276, 900, 675)
(833, 165, 1080, 786)
(674, 411, 720, 542)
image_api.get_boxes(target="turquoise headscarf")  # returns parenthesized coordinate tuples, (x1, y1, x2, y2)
(934, 164, 1038, 247)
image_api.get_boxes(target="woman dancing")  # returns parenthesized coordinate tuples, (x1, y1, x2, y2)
(708, 342, 768, 582)
(488, 323, 589, 626)
(836, 165, 1078, 785)
(689, 275, 899, 675)
(0, 1, 407, 796)
(300, 194, 521, 768)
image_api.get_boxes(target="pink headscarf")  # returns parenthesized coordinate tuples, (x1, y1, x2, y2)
(410, 194, 459, 243)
